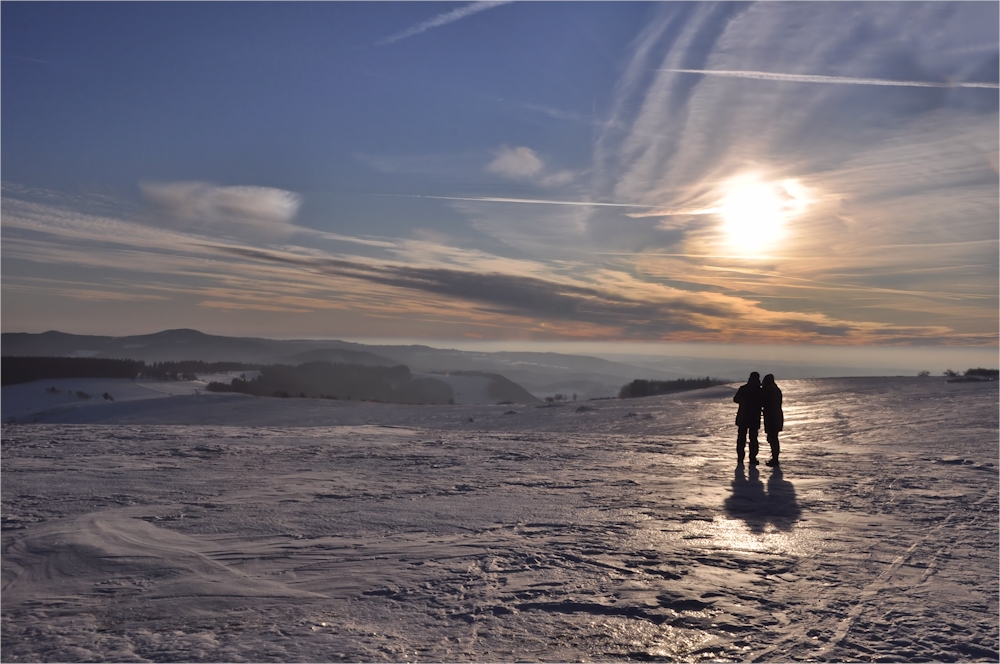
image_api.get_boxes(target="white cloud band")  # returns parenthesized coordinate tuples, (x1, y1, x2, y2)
(662, 68, 1000, 89)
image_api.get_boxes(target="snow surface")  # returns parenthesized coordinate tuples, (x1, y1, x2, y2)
(2, 377, 997, 662)
(2, 378, 211, 424)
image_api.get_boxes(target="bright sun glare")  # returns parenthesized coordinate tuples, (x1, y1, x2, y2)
(719, 177, 807, 254)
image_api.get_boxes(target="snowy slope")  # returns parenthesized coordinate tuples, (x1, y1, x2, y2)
(1, 375, 277, 424)
(2, 377, 997, 662)
(412, 371, 540, 405)
(1, 377, 214, 423)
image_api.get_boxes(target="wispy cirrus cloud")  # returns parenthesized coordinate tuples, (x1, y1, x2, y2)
(2, 186, 989, 343)
(601, 2, 999, 208)
(3, 279, 171, 303)
(581, 2, 997, 343)
(376, 1, 510, 46)
(211, 244, 971, 344)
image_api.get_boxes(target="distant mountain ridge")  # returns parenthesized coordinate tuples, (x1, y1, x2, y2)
(2, 329, 680, 398)
(282, 348, 398, 367)
(1, 329, 339, 364)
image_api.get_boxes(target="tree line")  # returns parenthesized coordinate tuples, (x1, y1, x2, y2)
(618, 377, 729, 399)
(1, 356, 257, 386)
(2, 356, 144, 386)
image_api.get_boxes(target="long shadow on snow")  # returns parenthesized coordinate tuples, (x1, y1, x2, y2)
(723, 466, 801, 533)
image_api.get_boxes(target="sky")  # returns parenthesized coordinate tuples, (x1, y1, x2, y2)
(2, 2, 998, 366)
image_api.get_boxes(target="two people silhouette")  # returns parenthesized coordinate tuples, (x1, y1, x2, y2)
(733, 372, 783, 466)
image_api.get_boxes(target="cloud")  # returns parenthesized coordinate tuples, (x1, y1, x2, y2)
(540, 171, 576, 187)
(140, 181, 301, 241)
(661, 68, 1000, 89)
(582, 2, 997, 339)
(443, 199, 593, 257)
(209, 244, 970, 344)
(210, 245, 738, 336)
(597, 2, 1000, 209)
(4, 185, 990, 344)
(2, 280, 170, 303)
(486, 146, 545, 180)
(626, 207, 720, 218)
(485, 146, 578, 188)
(376, 1, 510, 46)
(408, 194, 650, 208)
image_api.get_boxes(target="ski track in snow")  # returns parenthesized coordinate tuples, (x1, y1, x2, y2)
(2, 377, 997, 662)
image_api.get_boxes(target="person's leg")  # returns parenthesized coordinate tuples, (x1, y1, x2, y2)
(748, 428, 759, 464)
(736, 426, 747, 464)
(766, 431, 780, 465)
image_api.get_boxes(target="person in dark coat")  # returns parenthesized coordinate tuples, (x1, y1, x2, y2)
(761, 373, 783, 466)
(733, 372, 762, 465)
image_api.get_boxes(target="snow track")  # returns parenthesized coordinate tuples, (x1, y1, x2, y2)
(2, 377, 997, 662)
(810, 511, 955, 661)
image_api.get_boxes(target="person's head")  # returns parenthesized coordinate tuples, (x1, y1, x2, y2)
(748, 371, 760, 385)
(762, 373, 775, 386)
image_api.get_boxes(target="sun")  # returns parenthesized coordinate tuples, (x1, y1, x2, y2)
(718, 178, 807, 254)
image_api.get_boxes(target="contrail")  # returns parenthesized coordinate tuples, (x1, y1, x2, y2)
(385, 194, 693, 211)
(377, 1, 511, 46)
(378, 194, 720, 215)
(627, 207, 721, 218)
(417, 194, 653, 208)
(662, 68, 1000, 89)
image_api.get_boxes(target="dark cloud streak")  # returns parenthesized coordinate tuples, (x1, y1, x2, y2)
(211, 245, 963, 342)
(213, 245, 731, 336)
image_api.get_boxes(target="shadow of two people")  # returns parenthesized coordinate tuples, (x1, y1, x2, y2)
(724, 465, 801, 533)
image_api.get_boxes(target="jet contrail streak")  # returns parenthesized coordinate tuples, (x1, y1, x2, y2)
(378, 194, 720, 215)
(627, 207, 721, 218)
(663, 68, 1000, 89)
(393, 194, 657, 209)
(377, 1, 511, 45)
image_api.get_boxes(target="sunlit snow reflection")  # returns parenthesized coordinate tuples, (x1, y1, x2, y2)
(607, 619, 717, 661)
(707, 516, 813, 556)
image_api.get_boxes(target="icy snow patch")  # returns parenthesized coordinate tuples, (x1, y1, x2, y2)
(2, 377, 997, 662)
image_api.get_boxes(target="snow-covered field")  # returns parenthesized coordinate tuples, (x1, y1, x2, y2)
(2, 377, 215, 425)
(2, 377, 997, 662)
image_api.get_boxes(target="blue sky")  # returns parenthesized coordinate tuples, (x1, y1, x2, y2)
(2, 2, 997, 361)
